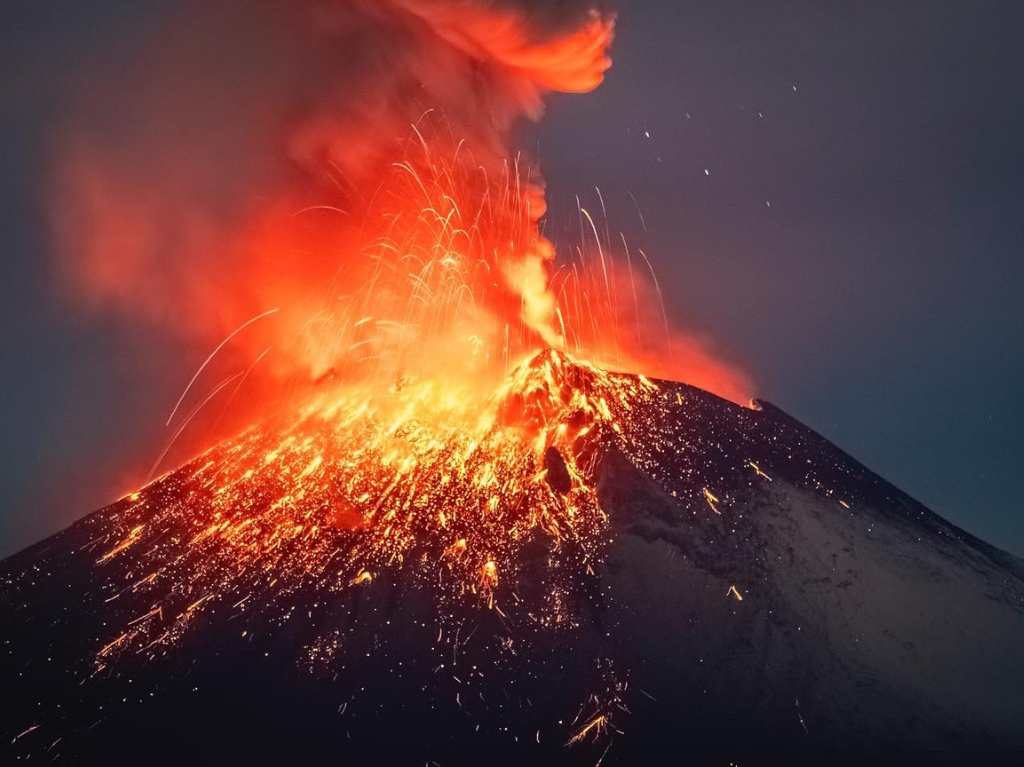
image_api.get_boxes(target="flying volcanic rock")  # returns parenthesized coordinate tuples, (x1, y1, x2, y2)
(2, 350, 1023, 765)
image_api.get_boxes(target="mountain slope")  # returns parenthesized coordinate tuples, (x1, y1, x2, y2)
(2, 352, 1022, 764)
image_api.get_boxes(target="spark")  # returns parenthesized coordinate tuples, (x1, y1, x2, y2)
(97, 525, 145, 564)
(566, 714, 609, 746)
(149, 372, 244, 480)
(703, 488, 721, 514)
(626, 190, 648, 232)
(165, 308, 279, 427)
(350, 570, 373, 586)
(747, 460, 773, 481)
(11, 725, 40, 745)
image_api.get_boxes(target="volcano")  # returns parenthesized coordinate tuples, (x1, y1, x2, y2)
(2, 350, 1022, 765)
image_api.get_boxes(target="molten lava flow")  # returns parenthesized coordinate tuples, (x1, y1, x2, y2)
(92, 350, 659, 664)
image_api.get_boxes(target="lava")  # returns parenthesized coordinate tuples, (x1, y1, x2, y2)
(91, 349, 659, 671)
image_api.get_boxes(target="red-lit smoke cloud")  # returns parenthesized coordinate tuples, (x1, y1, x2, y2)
(51, 0, 751, 407)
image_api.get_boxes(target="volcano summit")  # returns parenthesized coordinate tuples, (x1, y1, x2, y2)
(2, 350, 1022, 764)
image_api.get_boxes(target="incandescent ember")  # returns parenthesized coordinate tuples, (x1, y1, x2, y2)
(90, 349, 659, 671)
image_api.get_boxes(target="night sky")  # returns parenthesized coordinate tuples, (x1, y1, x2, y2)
(2, 1, 1022, 558)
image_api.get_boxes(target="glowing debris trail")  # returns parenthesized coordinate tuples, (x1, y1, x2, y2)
(165, 308, 280, 427)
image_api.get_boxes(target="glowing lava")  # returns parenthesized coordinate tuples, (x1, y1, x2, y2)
(92, 349, 659, 669)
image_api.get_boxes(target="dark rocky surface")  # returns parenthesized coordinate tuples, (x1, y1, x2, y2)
(3, 368, 1022, 764)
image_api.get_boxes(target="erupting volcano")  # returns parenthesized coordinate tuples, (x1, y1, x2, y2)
(4, 347, 1024, 763)
(3, 2, 1023, 765)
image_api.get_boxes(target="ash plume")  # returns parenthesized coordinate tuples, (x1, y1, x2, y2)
(53, 0, 613, 355)
(48, 0, 749, 490)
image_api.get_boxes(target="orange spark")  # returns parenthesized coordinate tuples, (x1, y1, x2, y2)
(703, 488, 721, 515)
(566, 714, 609, 746)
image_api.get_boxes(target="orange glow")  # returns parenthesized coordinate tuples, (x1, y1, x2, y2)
(90, 349, 664, 667)
(53, 2, 749, 431)
(566, 714, 609, 746)
(52, 3, 755, 684)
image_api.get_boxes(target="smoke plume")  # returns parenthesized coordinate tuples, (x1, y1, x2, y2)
(52, 0, 750, 447)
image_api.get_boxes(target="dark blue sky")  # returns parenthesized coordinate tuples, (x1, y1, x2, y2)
(2, 1, 1022, 557)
